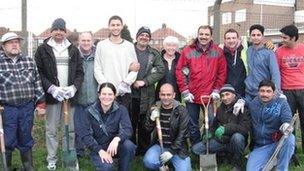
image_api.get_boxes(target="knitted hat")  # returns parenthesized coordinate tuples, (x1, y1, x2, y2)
(220, 84, 236, 95)
(51, 18, 66, 32)
(136, 26, 151, 39)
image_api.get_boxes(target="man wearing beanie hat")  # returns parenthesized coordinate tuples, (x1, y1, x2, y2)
(35, 18, 83, 170)
(131, 26, 165, 155)
(51, 18, 66, 32)
(192, 84, 251, 171)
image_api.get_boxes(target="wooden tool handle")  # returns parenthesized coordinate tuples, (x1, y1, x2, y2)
(63, 100, 69, 124)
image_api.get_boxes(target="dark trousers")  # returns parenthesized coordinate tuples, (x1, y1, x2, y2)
(131, 98, 151, 154)
(74, 104, 93, 156)
(3, 101, 35, 153)
(116, 93, 132, 112)
(283, 89, 304, 151)
(91, 139, 136, 171)
(192, 133, 246, 168)
(186, 102, 215, 145)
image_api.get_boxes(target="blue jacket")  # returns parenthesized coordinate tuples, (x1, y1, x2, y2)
(248, 96, 292, 148)
(76, 47, 98, 106)
(75, 100, 133, 154)
(245, 46, 281, 97)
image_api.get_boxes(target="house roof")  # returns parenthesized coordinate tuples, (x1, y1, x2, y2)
(93, 28, 110, 40)
(151, 24, 186, 41)
(0, 27, 22, 37)
(37, 28, 72, 38)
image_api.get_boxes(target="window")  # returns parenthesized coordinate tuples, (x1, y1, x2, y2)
(235, 9, 246, 23)
(210, 15, 214, 26)
(295, 10, 304, 23)
(222, 12, 232, 25)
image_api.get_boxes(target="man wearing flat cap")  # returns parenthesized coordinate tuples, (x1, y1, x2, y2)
(0, 32, 45, 171)
(192, 84, 251, 171)
(34, 18, 83, 170)
(131, 26, 165, 155)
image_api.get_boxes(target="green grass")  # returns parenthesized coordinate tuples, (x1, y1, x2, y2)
(5, 117, 304, 171)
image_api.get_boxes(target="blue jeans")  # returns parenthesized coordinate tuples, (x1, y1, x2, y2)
(247, 134, 295, 171)
(186, 102, 215, 144)
(91, 139, 136, 171)
(192, 133, 246, 167)
(3, 101, 35, 153)
(143, 144, 192, 171)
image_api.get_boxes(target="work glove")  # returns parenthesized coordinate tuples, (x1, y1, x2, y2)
(150, 108, 160, 121)
(63, 85, 77, 99)
(160, 151, 173, 164)
(210, 91, 220, 101)
(117, 82, 130, 96)
(233, 99, 245, 115)
(215, 126, 225, 139)
(182, 90, 194, 103)
(47, 85, 65, 102)
(279, 93, 287, 100)
(279, 122, 293, 136)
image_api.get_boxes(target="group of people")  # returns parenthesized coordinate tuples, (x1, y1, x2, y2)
(0, 14, 303, 171)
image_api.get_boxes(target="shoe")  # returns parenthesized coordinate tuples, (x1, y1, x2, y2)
(292, 154, 301, 167)
(21, 150, 35, 171)
(231, 166, 241, 171)
(47, 163, 56, 171)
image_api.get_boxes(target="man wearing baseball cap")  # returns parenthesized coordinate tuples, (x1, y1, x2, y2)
(131, 26, 165, 155)
(192, 84, 251, 171)
(0, 32, 45, 171)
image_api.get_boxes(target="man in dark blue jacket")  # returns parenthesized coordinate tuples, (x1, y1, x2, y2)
(247, 79, 295, 171)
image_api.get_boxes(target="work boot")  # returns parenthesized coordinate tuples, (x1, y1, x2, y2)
(20, 150, 35, 171)
(291, 154, 301, 167)
(5, 150, 12, 171)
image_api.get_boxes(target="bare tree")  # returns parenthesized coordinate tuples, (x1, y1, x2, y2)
(213, 0, 222, 44)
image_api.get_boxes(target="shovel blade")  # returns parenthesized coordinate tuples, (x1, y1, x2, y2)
(62, 149, 78, 170)
(200, 154, 217, 171)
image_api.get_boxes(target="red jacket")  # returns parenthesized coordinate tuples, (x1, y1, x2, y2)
(176, 40, 227, 104)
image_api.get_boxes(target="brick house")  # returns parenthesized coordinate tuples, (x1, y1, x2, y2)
(208, 0, 298, 43)
(150, 24, 187, 51)
(93, 28, 110, 42)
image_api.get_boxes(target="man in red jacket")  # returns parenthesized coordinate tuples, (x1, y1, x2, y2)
(176, 25, 227, 146)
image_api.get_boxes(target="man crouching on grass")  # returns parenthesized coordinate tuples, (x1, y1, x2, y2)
(143, 83, 191, 170)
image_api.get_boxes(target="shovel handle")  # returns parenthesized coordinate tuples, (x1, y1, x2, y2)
(0, 106, 5, 152)
(155, 117, 164, 150)
(0, 106, 8, 171)
(63, 100, 69, 124)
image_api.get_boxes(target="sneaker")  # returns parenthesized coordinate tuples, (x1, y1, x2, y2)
(47, 163, 56, 170)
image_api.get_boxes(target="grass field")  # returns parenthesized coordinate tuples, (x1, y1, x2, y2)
(6, 117, 304, 171)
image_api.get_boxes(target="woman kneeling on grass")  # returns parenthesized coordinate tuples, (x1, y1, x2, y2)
(75, 82, 136, 171)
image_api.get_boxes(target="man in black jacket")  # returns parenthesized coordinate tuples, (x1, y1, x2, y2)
(192, 84, 251, 171)
(143, 83, 191, 170)
(34, 18, 84, 170)
(223, 29, 247, 97)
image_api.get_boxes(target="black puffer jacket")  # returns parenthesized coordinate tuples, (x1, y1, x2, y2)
(34, 37, 84, 104)
(144, 100, 189, 158)
(155, 50, 181, 102)
(211, 96, 251, 144)
(224, 45, 246, 97)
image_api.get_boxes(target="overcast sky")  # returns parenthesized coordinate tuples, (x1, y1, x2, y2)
(0, 0, 217, 37)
